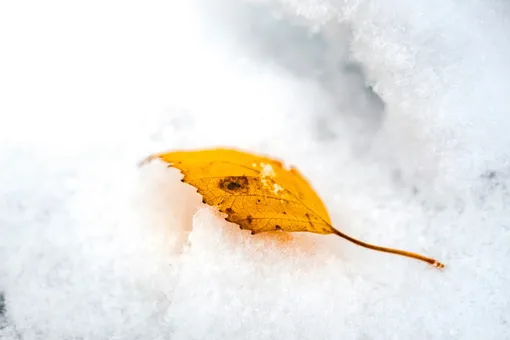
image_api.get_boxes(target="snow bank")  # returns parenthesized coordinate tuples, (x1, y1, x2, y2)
(1, 0, 509, 339)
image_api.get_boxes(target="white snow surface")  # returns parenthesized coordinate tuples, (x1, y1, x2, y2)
(1, 0, 510, 339)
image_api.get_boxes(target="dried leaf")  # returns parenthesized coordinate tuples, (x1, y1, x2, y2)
(140, 148, 444, 269)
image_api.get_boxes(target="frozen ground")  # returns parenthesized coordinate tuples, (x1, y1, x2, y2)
(1, 0, 509, 339)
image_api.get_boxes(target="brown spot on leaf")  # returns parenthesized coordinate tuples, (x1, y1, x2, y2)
(226, 207, 234, 214)
(228, 182, 240, 190)
(275, 225, 282, 230)
(247, 215, 253, 224)
(219, 176, 249, 193)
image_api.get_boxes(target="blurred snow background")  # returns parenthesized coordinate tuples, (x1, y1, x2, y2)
(1, 0, 509, 339)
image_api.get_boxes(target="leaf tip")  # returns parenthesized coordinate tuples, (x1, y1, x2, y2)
(137, 154, 159, 167)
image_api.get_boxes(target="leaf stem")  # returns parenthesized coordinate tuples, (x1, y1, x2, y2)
(332, 228, 444, 269)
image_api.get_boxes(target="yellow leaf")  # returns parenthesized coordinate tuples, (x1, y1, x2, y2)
(140, 147, 444, 269)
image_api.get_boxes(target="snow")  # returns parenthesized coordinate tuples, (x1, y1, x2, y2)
(1, 0, 509, 339)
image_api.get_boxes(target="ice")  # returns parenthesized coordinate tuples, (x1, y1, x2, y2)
(1, 0, 509, 339)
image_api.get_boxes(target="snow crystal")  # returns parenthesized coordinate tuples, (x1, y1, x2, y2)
(1, 0, 509, 339)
